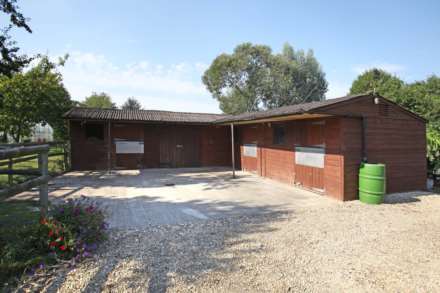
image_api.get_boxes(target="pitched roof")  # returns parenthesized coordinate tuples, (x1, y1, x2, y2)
(215, 94, 367, 123)
(64, 94, 426, 125)
(63, 107, 226, 124)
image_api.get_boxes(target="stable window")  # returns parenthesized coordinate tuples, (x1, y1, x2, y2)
(85, 123, 104, 140)
(273, 125, 286, 145)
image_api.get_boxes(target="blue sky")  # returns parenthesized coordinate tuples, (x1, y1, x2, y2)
(8, 0, 440, 113)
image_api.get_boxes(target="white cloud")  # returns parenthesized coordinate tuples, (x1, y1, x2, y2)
(326, 80, 351, 99)
(353, 62, 405, 75)
(56, 51, 220, 113)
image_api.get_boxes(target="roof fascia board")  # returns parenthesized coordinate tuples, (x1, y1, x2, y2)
(217, 113, 333, 125)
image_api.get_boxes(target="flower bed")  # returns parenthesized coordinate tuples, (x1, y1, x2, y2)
(0, 196, 108, 289)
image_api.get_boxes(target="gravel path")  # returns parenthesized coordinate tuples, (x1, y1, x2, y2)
(17, 191, 440, 292)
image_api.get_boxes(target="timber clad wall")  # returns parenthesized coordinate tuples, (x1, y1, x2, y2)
(70, 122, 231, 170)
(238, 118, 340, 198)
(237, 96, 427, 200)
(321, 96, 427, 195)
(71, 122, 110, 170)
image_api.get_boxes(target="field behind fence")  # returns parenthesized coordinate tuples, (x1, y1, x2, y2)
(0, 141, 69, 190)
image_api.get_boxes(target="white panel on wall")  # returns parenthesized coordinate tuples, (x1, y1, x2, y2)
(295, 146, 325, 168)
(115, 140, 144, 154)
(243, 143, 257, 158)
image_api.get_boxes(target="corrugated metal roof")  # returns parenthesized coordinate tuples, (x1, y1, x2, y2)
(63, 108, 226, 124)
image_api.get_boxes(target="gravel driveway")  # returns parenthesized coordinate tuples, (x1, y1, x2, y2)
(18, 186, 440, 292)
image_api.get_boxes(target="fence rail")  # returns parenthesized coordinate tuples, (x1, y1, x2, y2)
(0, 144, 50, 219)
(0, 141, 69, 183)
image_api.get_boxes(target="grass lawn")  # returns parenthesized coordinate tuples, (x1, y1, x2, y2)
(0, 200, 40, 228)
(0, 199, 44, 288)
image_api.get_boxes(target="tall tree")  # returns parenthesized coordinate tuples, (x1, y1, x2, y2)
(0, 56, 72, 142)
(202, 42, 327, 114)
(122, 97, 142, 110)
(82, 92, 116, 109)
(267, 44, 327, 108)
(349, 69, 404, 101)
(0, 0, 33, 77)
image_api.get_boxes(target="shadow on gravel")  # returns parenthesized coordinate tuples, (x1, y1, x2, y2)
(50, 167, 250, 191)
(384, 191, 439, 204)
(42, 196, 287, 293)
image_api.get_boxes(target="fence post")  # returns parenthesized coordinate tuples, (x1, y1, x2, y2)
(62, 142, 66, 171)
(63, 141, 70, 171)
(8, 158, 13, 185)
(38, 150, 49, 219)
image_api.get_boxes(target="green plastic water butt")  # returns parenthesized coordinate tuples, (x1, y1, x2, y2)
(359, 163, 386, 204)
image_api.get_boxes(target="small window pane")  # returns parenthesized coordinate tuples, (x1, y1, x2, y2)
(273, 125, 285, 145)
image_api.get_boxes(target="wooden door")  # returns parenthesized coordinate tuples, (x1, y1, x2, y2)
(294, 120, 325, 191)
(159, 134, 172, 167)
(174, 129, 185, 167)
(159, 126, 200, 168)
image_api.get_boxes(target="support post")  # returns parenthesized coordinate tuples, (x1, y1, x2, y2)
(230, 123, 235, 178)
(107, 121, 111, 174)
(66, 119, 71, 171)
(361, 116, 367, 162)
(38, 150, 49, 219)
(8, 158, 12, 185)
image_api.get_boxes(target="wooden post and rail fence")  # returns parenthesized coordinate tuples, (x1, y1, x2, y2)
(0, 141, 70, 219)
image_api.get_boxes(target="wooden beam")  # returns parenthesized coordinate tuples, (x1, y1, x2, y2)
(0, 144, 49, 160)
(107, 121, 111, 173)
(0, 175, 50, 199)
(7, 158, 12, 185)
(0, 155, 39, 167)
(231, 123, 235, 178)
(38, 151, 49, 219)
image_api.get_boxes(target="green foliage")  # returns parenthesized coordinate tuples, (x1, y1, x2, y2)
(349, 69, 404, 101)
(0, 223, 56, 286)
(0, 201, 52, 288)
(82, 92, 116, 109)
(202, 42, 327, 114)
(350, 69, 440, 172)
(0, 198, 108, 289)
(427, 126, 440, 172)
(0, 55, 73, 142)
(0, 0, 33, 77)
(122, 97, 142, 110)
(52, 198, 108, 248)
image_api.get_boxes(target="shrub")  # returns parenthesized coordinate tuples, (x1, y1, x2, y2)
(51, 197, 108, 261)
(0, 197, 108, 288)
(0, 223, 55, 285)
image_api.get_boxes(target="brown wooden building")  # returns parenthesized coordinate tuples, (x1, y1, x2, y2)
(64, 94, 427, 201)
(64, 109, 232, 170)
